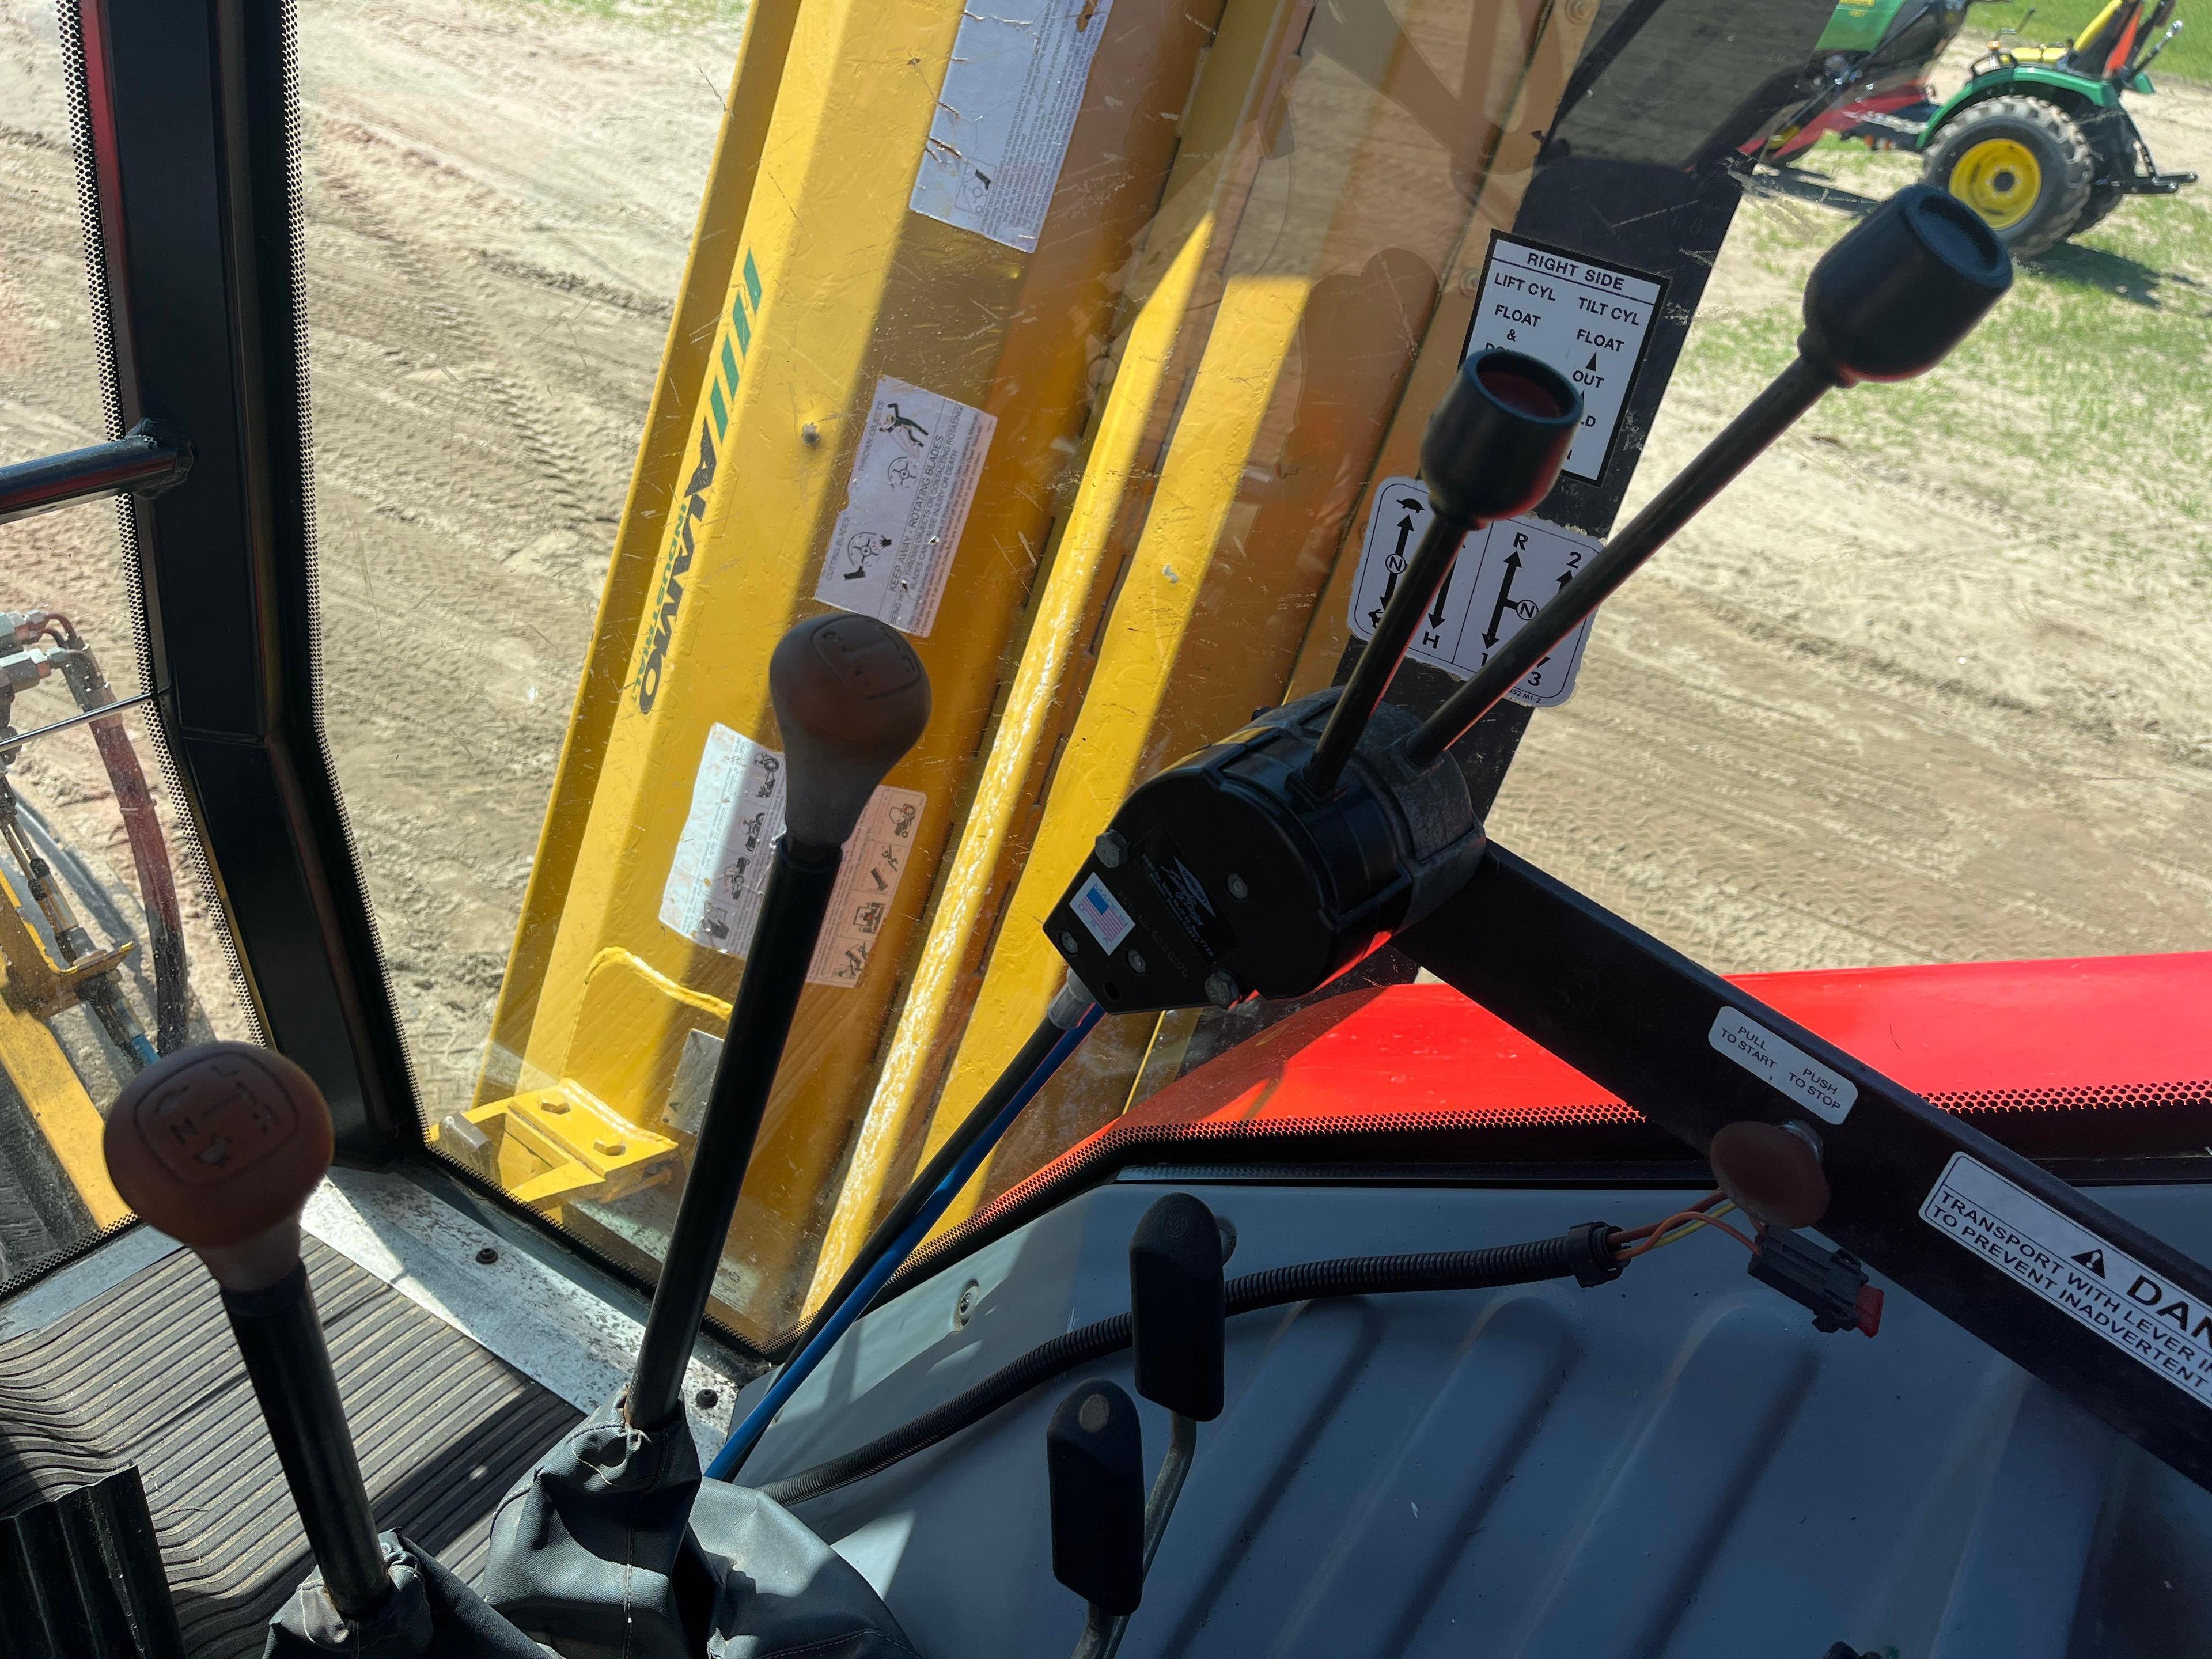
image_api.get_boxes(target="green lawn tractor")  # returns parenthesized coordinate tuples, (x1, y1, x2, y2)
(1758, 0, 2197, 257)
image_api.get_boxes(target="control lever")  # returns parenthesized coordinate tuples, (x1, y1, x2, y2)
(103, 1043, 391, 1625)
(1400, 184, 2010, 768)
(1047, 1380, 1146, 1658)
(1043, 185, 2011, 1019)
(1088, 1192, 1229, 1659)
(483, 614, 930, 1659)
(626, 612, 931, 1430)
(1302, 349, 1581, 795)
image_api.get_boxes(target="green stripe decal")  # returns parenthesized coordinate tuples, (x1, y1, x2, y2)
(721, 337, 740, 390)
(733, 302, 751, 356)
(709, 381, 729, 439)
(744, 250, 763, 312)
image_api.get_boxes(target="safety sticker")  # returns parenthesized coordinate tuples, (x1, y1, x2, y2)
(661, 722, 926, 986)
(1922, 1153, 2212, 1414)
(1707, 1007, 1858, 1124)
(1461, 234, 1665, 484)
(908, 0, 1115, 253)
(818, 377, 995, 637)
(1346, 478, 1597, 709)
(1071, 873, 1135, 954)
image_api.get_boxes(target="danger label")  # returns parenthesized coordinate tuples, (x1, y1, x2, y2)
(662, 723, 925, 987)
(1922, 1153, 2212, 1414)
(818, 376, 995, 637)
(1461, 234, 1664, 484)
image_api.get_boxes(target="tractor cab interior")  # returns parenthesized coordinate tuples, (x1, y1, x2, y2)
(3, 1, 2211, 1656)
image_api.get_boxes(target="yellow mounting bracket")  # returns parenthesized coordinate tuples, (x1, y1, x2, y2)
(0, 866, 135, 1019)
(435, 1082, 679, 1218)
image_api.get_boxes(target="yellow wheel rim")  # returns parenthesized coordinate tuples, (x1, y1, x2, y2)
(1950, 138, 2043, 230)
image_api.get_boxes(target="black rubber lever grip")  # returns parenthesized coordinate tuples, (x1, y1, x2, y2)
(772, 612, 931, 854)
(1047, 1381, 1147, 1617)
(1798, 184, 2013, 386)
(1419, 349, 1582, 527)
(1128, 1192, 1226, 1423)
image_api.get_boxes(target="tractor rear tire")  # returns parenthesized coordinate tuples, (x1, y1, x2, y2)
(1922, 95, 2096, 259)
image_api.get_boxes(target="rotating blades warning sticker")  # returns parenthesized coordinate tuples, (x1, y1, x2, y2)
(817, 377, 995, 638)
(1921, 1153, 2212, 1412)
(662, 722, 925, 987)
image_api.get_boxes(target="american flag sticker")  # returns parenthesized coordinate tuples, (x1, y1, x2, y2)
(1073, 872, 1135, 953)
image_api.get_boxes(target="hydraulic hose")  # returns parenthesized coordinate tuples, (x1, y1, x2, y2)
(710, 993, 1103, 1480)
(755, 1222, 1622, 1506)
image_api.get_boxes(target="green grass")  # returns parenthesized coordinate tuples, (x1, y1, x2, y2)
(1692, 142, 2212, 577)
(1965, 0, 2211, 83)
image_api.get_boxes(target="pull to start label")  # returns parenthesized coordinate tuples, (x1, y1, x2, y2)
(1922, 1153, 2212, 1414)
(1461, 234, 1665, 484)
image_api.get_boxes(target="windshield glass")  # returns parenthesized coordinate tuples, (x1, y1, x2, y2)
(252, 0, 2210, 1351)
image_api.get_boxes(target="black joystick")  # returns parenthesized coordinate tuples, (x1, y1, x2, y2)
(1039, 184, 2010, 1019)
(1081, 1192, 1229, 1659)
(1047, 1380, 1147, 1656)
(627, 612, 932, 1430)
(1302, 349, 1580, 795)
(1402, 185, 2009, 767)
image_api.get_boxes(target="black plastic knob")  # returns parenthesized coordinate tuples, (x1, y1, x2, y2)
(1046, 1381, 1146, 1616)
(1799, 185, 2011, 387)
(770, 613, 932, 854)
(1418, 349, 1582, 526)
(1130, 1192, 1226, 1422)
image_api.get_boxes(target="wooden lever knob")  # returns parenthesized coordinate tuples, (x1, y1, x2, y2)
(770, 613, 931, 853)
(104, 1043, 334, 1289)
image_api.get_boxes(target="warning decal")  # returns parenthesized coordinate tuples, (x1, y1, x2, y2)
(1345, 478, 1599, 709)
(662, 723, 925, 987)
(1921, 1153, 2212, 1414)
(908, 0, 1116, 253)
(818, 377, 995, 638)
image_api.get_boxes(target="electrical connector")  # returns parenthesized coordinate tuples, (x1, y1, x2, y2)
(1748, 1227, 1883, 1337)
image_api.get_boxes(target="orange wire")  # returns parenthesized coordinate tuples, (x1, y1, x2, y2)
(1611, 1190, 1726, 1247)
(1618, 1209, 1758, 1261)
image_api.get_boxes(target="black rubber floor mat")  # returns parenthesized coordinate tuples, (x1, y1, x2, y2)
(0, 1236, 581, 1658)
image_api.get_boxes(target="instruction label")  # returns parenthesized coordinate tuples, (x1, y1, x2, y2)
(1461, 234, 1665, 483)
(1922, 1153, 2212, 1413)
(908, 0, 1116, 253)
(661, 722, 925, 987)
(818, 376, 995, 637)
(1707, 1007, 1858, 1123)
(1346, 478, 1598, 709)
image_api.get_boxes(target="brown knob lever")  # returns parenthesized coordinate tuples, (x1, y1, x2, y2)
(627, 613, 933, 1431)
(105, 1044, 393, 1623)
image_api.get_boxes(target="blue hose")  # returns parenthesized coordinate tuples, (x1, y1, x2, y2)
(709, 1002, 1103, 1480)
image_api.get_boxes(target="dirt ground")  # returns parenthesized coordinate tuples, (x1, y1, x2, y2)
(3, 2, 2209, 1132)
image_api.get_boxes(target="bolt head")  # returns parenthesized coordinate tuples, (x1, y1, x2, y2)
(1225, 873, 1249, 900)
(1127, 950, 1147, 976)
(1203, 969, 1241, 1007)
(1094, 831, 1127, 869)
(475, 1245, 499, 1266)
